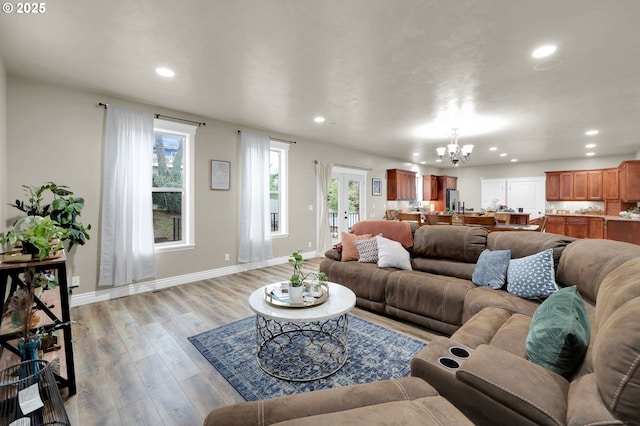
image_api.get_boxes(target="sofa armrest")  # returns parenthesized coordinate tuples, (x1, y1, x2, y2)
(456, 345, 569, 426)
(204, 377, 437, 426)
(324, 249, 341, 261)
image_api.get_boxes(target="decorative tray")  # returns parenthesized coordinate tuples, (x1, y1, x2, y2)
(264, 282, 330, 308)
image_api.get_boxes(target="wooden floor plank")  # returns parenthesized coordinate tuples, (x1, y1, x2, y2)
(66, 259, 441, 424)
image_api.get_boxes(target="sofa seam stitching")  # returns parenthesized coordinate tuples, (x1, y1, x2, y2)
(459, 370, 564, 426)
(608, 352, 640, 412)
(390, 378, 411, 400)
(259, 401, 265, 426)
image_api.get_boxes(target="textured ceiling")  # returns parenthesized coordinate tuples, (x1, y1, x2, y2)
(1, 0, 639, 166)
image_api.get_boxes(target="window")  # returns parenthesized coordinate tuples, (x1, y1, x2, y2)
(152, 119, 196, 251)
(270, 141, 289, 237)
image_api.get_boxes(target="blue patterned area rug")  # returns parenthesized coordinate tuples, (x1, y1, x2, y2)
(188, 315, 427, 401)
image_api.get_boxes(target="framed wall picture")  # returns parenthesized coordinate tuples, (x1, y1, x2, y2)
(211, 160, 230, 190)
(372, 178, 382, 196)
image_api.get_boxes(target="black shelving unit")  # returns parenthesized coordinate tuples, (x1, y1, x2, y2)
(0, 253, 76, 396)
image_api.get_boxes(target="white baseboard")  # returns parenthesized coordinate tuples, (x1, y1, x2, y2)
(70, 251, 318, 307)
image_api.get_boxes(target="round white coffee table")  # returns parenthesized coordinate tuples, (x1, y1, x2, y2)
(248, 281, 356, 382)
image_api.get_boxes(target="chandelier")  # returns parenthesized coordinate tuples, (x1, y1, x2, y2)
(436, 129, 473, 166)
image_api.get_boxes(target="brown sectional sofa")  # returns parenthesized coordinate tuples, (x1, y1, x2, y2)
(204, 222, 640, 425)
(320, 224, 577, 335)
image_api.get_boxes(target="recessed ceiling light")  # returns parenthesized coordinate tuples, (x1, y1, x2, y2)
(413, 152, 419, 157)
(585, 129, 599, 136)
(489, 147, 497, 151)
(155, 67, 175, 78)
(436, 159, 442, 163)
(532, 45, 557, 59)
(499, 153, 507, 157)
(420, 161, 427, 165)
(314, 116, 325, 123)
(586, 152, 595, 156)
(585, 143, 596, 148)
(510, 159, 518, 162)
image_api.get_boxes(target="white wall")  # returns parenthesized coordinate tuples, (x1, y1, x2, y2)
(5, 77, 416, 296)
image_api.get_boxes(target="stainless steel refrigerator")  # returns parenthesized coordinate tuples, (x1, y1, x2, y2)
(446, 189, 459, 212)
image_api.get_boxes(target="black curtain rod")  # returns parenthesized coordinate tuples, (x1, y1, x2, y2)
(97, 102, 206, 127)
(237, 130, 296, 144)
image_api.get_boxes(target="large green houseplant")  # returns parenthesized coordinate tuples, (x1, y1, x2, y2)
(1, 216, 69, 261)
(5, 182, 91, 252)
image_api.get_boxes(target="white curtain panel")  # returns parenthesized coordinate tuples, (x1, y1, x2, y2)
(315, 161, 333, 256)
(238, 131, 273, 263)
(99, 106, 156, 286)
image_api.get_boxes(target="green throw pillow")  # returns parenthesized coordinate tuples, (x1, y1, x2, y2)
(526, 286, 590, 377)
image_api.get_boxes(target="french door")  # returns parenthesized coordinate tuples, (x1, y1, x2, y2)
(328, 168, 366, 244)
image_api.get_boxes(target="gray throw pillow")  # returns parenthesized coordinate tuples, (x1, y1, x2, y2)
(354, 238, 378, 263)
(507, 249, 558, 299)
(526, 286, 590, 377)
(472, 249, 511, 289)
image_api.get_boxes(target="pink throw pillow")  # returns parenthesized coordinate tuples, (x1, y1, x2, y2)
(341, 232, 373, 261)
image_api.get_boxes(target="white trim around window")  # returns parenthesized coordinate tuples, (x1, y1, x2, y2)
(153, 119, 196, 253)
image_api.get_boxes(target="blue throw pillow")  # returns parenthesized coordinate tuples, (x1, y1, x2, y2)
(472, 249, 511, 289)
(526, 286, 590, 377)
(507, 249, 558, 299)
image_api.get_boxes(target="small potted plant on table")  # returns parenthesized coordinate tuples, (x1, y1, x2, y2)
(288, 252, 328, 303)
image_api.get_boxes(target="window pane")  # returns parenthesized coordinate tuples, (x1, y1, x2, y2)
(270, 150, 281, 232)
(152, 192, 183, 243)
(153, 133, 185, 189)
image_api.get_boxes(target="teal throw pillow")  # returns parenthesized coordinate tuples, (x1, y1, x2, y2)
(507, 249, 558, 299)
(526, 286, 590, 377)
(472, 249, 511, 289)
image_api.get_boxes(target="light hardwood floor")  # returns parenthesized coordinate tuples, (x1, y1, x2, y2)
(63, 259, 441, 425)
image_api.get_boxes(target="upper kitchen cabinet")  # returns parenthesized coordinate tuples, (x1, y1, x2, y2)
(546, 170, 603, 201)
(387, 169, 416, 201)
(422, 175, 438, 201)
(603, 168, 619, 200)
(619, 160, 640, 202)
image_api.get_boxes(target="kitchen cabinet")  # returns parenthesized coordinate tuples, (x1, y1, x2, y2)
(573, 172, 588, 200)
(387, 169, 416, 201)
(422, 175, 438, 200)
(588, 217, 604, 239)
(619, 160, 640, 202)
(559, 172, 574, 200)
(545, 215, 566, 235)
(546, 215, 589, 238)
(546, 170, 603, 201)
(423, 175, 457, 211)
(603, 168, 619, 200)
(607, 220, 640, 245)
(546, 173, 560, 200)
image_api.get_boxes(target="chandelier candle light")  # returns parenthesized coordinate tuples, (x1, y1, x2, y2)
(436, 129, 473, 166)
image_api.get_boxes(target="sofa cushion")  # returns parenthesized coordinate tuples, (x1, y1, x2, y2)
(340, 232, 372, 262)
(593, 296, 640, 424)
(507, 249, 558, 299)
(487, 231, 574, 269)
(462, 287, 539, 323)
(472, 249, 510, 289)
(594, 257, 640, 330)
(556, 238, 640, 305)
(412, 225, 487, 263)
(526, 286, 590, 377)
(354, 238, 378, 263)
(376, 235, 412, 270)
(385, 270, 473, 328)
